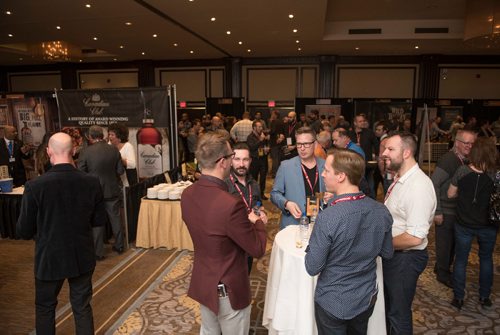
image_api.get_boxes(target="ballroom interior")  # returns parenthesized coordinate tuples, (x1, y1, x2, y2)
(1, 0, 500, 334)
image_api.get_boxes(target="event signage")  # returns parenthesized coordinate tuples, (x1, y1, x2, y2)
(56, 88, 169, 128)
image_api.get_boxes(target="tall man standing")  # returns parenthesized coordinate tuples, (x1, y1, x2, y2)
(247, 120, 270, 199)
(271, 127, 326, 230)
(431, 130, 476, 288)
(181, 132, 267, 334)
(78, 125, 125, 259)
(382, 132, 437, 335)
(17, 132, 106, 334)
(305, 148, 393, 334)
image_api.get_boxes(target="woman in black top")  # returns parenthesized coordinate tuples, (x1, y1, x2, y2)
(447, 137, 499, 310)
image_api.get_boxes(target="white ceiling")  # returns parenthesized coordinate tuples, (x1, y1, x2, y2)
(0, 0, 497, 66)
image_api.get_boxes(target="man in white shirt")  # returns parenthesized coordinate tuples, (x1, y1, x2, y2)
(381, 131, 437, 335)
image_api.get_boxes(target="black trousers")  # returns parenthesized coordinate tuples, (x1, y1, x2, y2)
(315, 300, 375, 335)
(35, 270, 94, 335)
(250, 156, 268, 195)
(434, 213, 456, 282)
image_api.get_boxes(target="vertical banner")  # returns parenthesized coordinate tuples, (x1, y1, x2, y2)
(11, 99, 47, 147)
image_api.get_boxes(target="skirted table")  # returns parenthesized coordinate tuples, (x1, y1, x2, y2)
(0, 187, 24, 239)
(135, 198, 193, 251)
(263, 225, 386, 335)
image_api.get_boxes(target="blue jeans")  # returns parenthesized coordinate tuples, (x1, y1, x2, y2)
(383, 250, 428, 335)
(453, 223, 498, 300)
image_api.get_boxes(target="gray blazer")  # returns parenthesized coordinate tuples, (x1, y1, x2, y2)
(78, 141, 125, 199)
(271, 156, 326, 229)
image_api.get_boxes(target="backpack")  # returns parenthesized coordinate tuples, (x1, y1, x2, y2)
(489, 170, 500, 226)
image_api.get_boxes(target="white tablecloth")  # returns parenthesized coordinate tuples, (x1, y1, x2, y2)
(263, 225, 386, 335)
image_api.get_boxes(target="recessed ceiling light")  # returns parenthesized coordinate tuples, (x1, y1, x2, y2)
(125, 22, 132, 26)
(288, 14, 294, 19)
(79, 59, 83, 62)
(113, 58, 117, 61)
(93, 37, 98, 40)
(85, 4, 91, 8)
(173, 43, 178, 47)
(211, 17, 216, 22)
(56, 26, 61, 30)
(295, 40, 300, 43)
(8, 33, 13, 37)
(238, 41, 243, 45)
(6, 11, 12, 15)
(415, 45, 419, 49)
(293, 29, 298, 33)
(189, 0, 194, 2)
(226, 31, 231, 35)
(141, 52, 145, 55)
(19, 57, 23, 61)
(119, 45, 124, 49)
(153, 34, 158, 38)
(247, 49, 251, 53)
(298, 47, 301, 51)
(190, 50, 194, 54)
(355, 47, 359, 50)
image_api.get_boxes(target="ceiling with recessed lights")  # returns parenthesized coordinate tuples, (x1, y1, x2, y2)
(0, 0, 498, 66)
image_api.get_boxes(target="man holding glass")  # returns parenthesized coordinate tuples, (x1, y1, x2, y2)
(305, 148, 393, 335)
(247, 119, 270, 199)
(271, 126, 326, 230)
(181, 132, 267, 335)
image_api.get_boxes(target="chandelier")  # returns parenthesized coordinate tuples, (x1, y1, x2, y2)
(29, 41, 81, 61)
(464, 0, 500, 48)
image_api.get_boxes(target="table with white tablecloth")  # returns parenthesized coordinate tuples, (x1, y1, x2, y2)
(263, 225, 386, 335)
(135, 197, 193, 251)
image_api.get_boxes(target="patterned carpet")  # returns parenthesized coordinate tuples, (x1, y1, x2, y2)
(108, 205, 500, 334)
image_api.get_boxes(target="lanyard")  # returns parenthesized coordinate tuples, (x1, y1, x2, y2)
(301, 164, 319, 194)
(384, 176, 400, 202)
(288, 122, 296, 136)
(356, 132, 361, 145)
(330, 194, 366, 206)
(230, 174, 252, 212)
(454, 150, 465, 165)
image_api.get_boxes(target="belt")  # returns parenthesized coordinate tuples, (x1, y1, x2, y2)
(395, 248, 427, 253)
(217, 284, 228, 298)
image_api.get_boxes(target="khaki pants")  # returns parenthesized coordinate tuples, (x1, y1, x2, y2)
(199, 297, 251, 335)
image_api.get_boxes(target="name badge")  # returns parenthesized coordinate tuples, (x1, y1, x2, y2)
(9, 157, 15, 163)
(286, 137, 292, 146)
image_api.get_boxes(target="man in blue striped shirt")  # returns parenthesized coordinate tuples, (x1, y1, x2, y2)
(305, 148, 393, 335)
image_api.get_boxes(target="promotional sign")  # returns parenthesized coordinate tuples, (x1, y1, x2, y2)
(56, 88, 169, 127)
(12, 99, 47, 147)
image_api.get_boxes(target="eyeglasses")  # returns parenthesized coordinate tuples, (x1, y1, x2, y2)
(214, 152, 235, 163)
(456, 139, 474, 146)
(296, 141, 315, 149)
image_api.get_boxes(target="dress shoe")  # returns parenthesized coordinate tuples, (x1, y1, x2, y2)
(261, 194, 269, 200)
(451, 298, 463, 310)
(95, 255, 105, 261)
(112, 246, 124, 254)
(436, 277, 453, 289)
(480, 297, 492, 308)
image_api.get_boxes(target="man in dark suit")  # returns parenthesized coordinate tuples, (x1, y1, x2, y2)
(0, 125, 31, 186)
(78, 125, 125, 259)
(16, 132, 106, 335)
(181, 132, 267, 334)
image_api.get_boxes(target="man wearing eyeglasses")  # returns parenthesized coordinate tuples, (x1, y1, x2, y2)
(431, 130, 476, 289)
(271, 126, 326, 230)
(181, 132, 267, 335)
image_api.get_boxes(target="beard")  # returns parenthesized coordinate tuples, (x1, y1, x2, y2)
(232, 166, 248, 177)
(385, 158, 402, 172)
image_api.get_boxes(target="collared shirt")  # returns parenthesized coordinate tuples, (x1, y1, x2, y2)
(225, 172, 261, 211)
(385, 163, 436, 250)
(230, 119, 253, 143)
(305, 192, 394, 320)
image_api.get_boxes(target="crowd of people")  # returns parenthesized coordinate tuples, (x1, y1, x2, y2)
(1, 108, 498, 334)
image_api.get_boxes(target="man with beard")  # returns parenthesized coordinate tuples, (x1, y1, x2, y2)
(381, 131, 436, 335)
(431, 130, 476, 288)
(225, 142, 267, 273)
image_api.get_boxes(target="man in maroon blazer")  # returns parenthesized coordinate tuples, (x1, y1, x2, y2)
(181, 132, 267, 334)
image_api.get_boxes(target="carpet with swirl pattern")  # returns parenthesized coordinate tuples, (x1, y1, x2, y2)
(108, 207, 499, 335)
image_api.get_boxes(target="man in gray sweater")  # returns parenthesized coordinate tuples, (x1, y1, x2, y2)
(431, 130, 476, 288)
